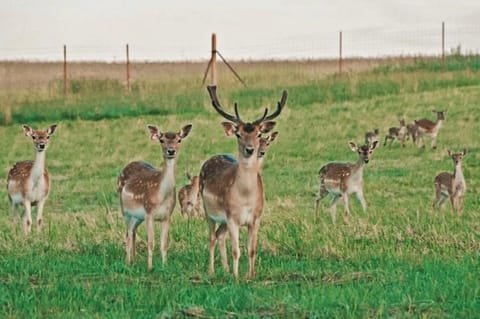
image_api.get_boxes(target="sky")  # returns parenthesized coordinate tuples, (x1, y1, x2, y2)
(1, 0, 480, 61)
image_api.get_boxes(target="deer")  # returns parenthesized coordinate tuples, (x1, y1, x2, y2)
(314, 141, 379, 223)
(7, 124, 57, 235)
(415, 110, 445, 149)
(257, 131, 279, 170)
(365, 128, 379, 145)
(384, 118, 407, 147)
(178, 173, 202, 218)
(433, 149, 467, 215)
(117, 123, 192, 270)
(200, 85, 286, 279)
(406, 122, 419, 146)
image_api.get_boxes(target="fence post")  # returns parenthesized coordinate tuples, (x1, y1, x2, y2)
(339, 31, 343, 74)
(441, 22, 445, 71)
(63, 44, 67, 95)
(126, 44, 131, 93)
(211, 33, 217, 86)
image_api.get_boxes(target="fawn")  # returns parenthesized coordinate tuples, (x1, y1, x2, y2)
(178, 173, 202, 218)
(315, 141, 379, 222)
(7, 124, 57, 234)
(406, 122, 419, 146)
(258, 131, 278, 170)
(384, 119, 407, 147)
(200, 85, 286, 278)
(365, 128, 379, 145)
(433, 149, 467, 215)
(415, 110, 445, 149)
(117, 124, 192, 269)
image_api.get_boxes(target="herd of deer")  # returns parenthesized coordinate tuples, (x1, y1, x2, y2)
(6, 87, 467, 279)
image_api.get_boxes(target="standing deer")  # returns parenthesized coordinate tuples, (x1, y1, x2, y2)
(415, 110, 445, 149)
(7, 124, 57, 234)
(384, 119, 407, 147)
(314, 141, 379, 222)
(200, 85, 286, 279)
(117, 124, 192, 269)
(365, 128, 379, 145)
(406, 122, 418, 146)
(178, 173, 202, 218)
(433, 149, 467, 215)
(258, 131, 278, 169)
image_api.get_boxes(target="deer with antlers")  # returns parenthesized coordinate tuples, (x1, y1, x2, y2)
(314, 141, 379, 222)
(433, 149, 467, 214)
(415, 110, 445, 149)
(117, 123, 192, 269)
(200, 85, 286, 279)
(7, 124, 57, 234)
(178, 173, 202, 219)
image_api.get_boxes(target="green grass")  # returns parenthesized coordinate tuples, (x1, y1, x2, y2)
(1, 57, 480, 318)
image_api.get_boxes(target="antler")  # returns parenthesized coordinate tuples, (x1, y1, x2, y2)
(263, 90, 288, 122)
(207, 85, 239, 123)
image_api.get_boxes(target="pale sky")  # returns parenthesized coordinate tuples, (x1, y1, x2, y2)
(1, 0, 479, 61)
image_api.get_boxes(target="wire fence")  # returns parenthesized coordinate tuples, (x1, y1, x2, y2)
(0, 23, 479, 62)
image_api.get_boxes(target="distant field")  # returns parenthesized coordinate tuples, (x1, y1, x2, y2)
(0, 56, 479, 318)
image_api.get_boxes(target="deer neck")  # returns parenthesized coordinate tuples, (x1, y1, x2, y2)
(234, 155, 260, 192)
(159, 158, 176, 194)
(453, 162, 464, 184)
(353, 158, 366, 176)
(433, 119, 443, 132)
(31, 150, 47, 182)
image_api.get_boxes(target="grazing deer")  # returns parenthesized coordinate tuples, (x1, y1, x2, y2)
(433, 149, 467, 215)
(178, 173, 202, 218)
(406, 122, 418, 146)
(314, 141, 379, 222)
(258, 131, 278, 169)
(415, 110, 445, 149)
(384, 119, 407, 147)
(200, 85, 286, 279)
(365, 128, 379, 145)
(117, 124, 192, 269)
(7, 124, 57, 234)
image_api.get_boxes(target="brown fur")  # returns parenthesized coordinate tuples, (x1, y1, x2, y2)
(384, 119, 407, 147)
(415, 110, 445, 148)
(178, 173, 202, 218)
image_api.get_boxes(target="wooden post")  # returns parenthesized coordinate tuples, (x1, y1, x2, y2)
(211, 33, 217, 86)
(441, 22, 445, 71)
(339, 31, 343, 74)
(126, 44, 131, 93)
(63, 44, 67, 95)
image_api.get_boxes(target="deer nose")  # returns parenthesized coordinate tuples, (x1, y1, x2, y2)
(258, 151, 266, 157)
(167, 149, 176, 156)
(38, 143, 46, 150)
(245, 147, 255, 155)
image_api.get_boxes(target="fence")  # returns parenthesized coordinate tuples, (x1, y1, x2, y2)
(1, 22, 480, 94)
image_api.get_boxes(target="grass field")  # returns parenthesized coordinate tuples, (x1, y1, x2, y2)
(0, 56, 479, 318)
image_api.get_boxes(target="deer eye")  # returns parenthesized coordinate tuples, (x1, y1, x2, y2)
(235, 132, 241, 138)
(32, 136, 36, 140)
(178, 139, 182, 143)
(159, 139, 164, 144)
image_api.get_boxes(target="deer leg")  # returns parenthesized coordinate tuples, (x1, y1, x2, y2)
(145, 213, 154, 270)
(383, 136, 389, 146)
(356, 191, 367, 212)
(314, 186, 328, 221)
(10, 202, 18, 232)
(216, 223, 229, 273)
(207, 218, 217, 275)
(342, 193, 350, 217)
(22, 200, 33, 235)
(247, 219, 260, 279)
(36, 198, 47, 232)
(160, 218, 170, 264)
(227, 221, 241, 278)
(457, 196, 464, 215)
(329, 195, 340, 223)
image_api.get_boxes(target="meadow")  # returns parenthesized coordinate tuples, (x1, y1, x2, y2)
(0, 56, 479, 318)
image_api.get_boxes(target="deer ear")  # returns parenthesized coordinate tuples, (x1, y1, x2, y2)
(23, 125, 33, 137)
(147, 125, 160, 140)
(447, 150, 452, 157)
(260, 121, 276, 134)
(269, 131, 279, 142)
(221, 122, 236, 137)
(462, 148, 468, 156)
(180, 124, 193, 139)
(348, 141, 358, 152)
(370, 140, 379, 150)
(47, 124, 57, 136)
